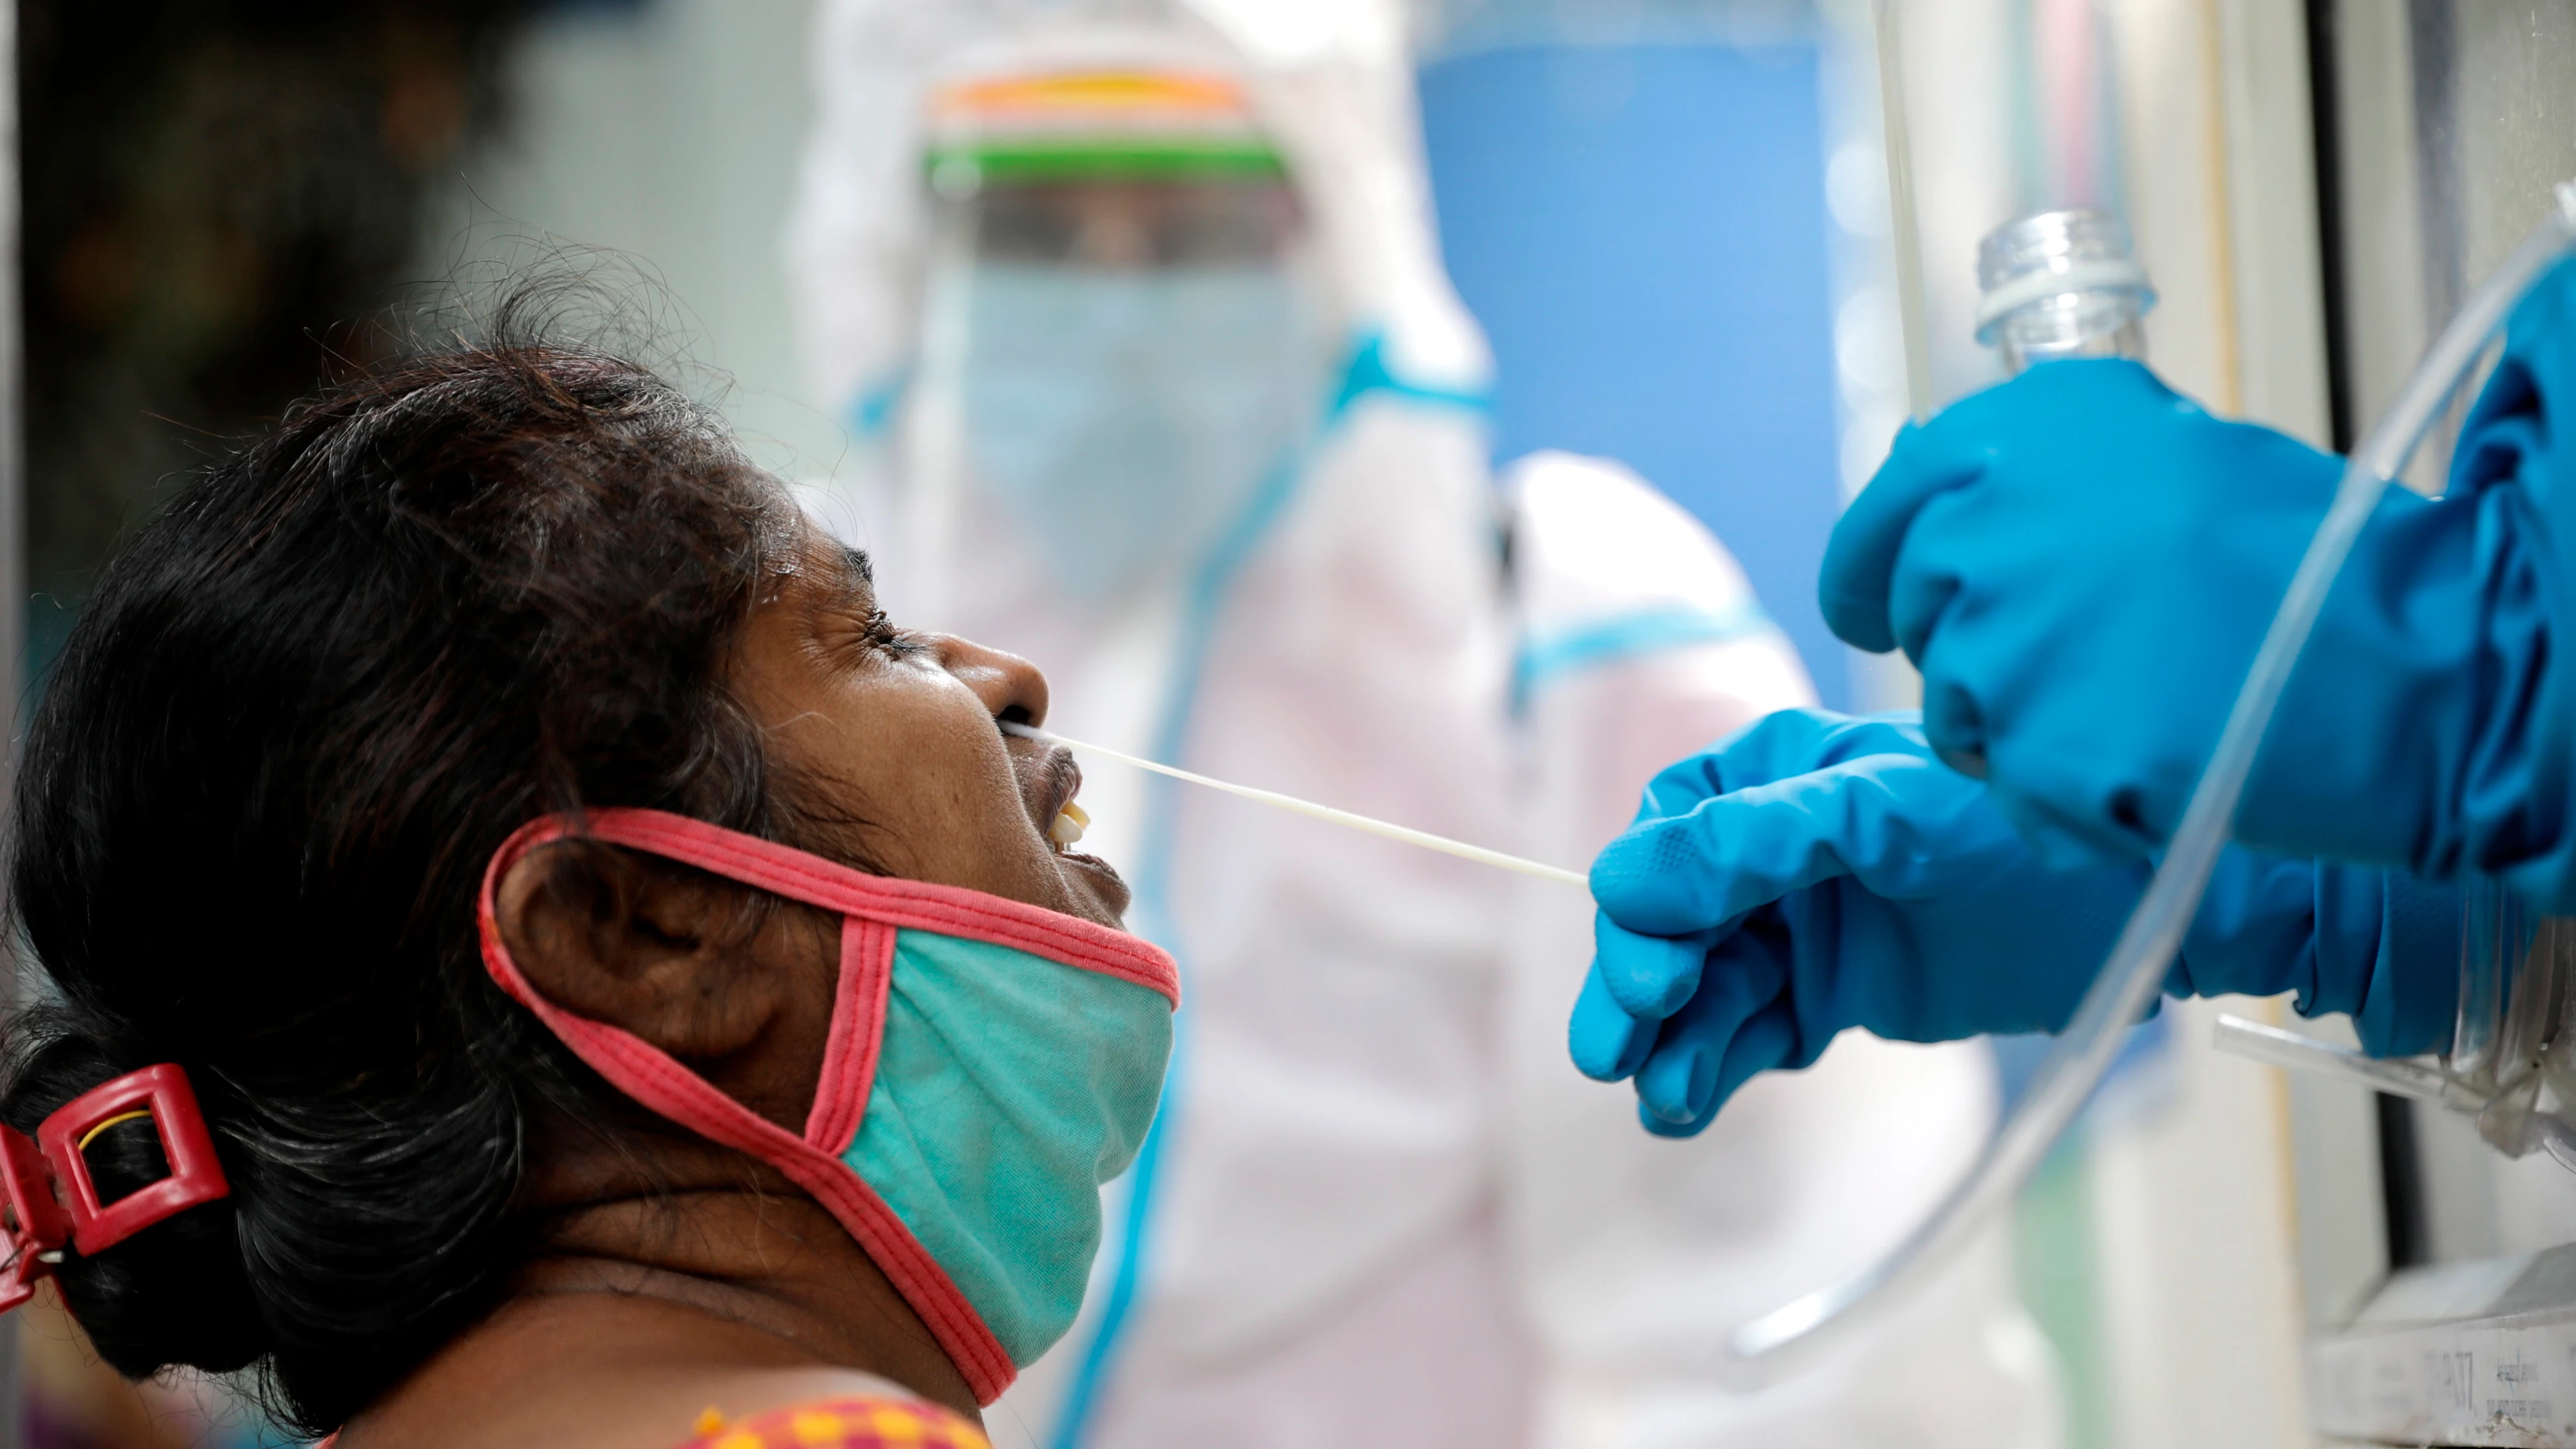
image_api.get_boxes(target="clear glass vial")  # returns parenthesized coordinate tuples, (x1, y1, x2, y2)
(1974, 208, 2157, 373)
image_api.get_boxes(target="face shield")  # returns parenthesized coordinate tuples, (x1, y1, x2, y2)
(908, 72, 1336, 605)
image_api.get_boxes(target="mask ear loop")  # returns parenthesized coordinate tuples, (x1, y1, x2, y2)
(474, 809, 1025, 1403)
(803, 911, 898, 1157)
(475, 805, 1180, 1401)
(0, 1063, 232, 1314)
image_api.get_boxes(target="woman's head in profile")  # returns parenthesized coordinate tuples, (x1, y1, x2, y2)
(0, 286, 1174, 1445)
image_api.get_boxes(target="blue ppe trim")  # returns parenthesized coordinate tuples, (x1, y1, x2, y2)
(1512, 602, 1779, 712)
(1330, 329, 1492, 418)
(1048, 326, 1459, 1446)
(847, 328, 1485, 443)
(847, 366, 912, 440)
(1045, 1020, 1180, 1449)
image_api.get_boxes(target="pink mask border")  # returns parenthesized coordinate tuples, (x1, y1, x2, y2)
(476, 807, 1180, 1404)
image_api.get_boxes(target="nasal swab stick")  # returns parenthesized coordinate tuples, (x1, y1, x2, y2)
(1874, 0, 1934, 424)
(1002, 721, 1589, 889)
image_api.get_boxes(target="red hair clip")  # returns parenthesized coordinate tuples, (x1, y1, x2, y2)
(0, 1064, 231, 1314)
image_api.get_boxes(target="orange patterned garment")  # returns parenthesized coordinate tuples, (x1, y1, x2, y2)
(675, 1397, 992, 1449)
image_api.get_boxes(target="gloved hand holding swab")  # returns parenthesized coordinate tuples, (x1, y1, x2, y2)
(1001, 720, 1587, 887)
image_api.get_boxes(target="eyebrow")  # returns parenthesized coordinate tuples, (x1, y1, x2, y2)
(837, 543, 875, 591)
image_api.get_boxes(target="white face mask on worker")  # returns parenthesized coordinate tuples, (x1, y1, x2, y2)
(957, 262, 1328, 600)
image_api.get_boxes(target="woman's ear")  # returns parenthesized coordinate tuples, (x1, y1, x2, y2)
(493, 842, 838, 1125)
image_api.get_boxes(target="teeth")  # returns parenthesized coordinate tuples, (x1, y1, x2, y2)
(1049, 800, 1090, 848)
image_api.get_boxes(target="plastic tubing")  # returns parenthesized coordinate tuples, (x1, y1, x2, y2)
(2209, 1012, 2464, 1107)
(1726, 183, 2576, 1384)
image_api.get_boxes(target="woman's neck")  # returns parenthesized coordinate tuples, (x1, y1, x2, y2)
(339, 1152, 975, 1449)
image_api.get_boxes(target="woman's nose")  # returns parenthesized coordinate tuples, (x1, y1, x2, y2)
(933, 634, 1050, 727)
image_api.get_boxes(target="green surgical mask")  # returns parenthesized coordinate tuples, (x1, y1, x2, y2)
(476, 808, 1178, 1405)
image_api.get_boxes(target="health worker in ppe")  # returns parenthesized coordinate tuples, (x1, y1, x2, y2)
(786, 3, 2062, 1446)
(1564, 263, 2576, 1133)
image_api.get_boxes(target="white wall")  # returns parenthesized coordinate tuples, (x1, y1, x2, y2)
(415, 0, 849, 483)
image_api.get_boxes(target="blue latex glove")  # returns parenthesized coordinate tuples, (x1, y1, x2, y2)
(2444, 256, 2576, 907)
(1572, 709, 2458, 1136)
(1819, 352, 2555, 884)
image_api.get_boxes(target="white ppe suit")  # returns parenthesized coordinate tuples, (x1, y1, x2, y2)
(784, 3, 2060, 1446)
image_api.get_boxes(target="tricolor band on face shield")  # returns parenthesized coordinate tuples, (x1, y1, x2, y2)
(901, 71, 1338, 613)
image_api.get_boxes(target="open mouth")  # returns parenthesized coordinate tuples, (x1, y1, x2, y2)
(1021, 743, 1084, 850)
(1047, 798, 1090, 850)
(1015, 734, 1105, 862)
(1006, 725, 1128, 913)
(1004, 731, 1128, 910)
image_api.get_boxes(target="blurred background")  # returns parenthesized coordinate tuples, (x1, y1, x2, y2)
(11, 1, 2576, 1446)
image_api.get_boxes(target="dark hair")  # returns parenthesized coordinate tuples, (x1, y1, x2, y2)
(1, 294, 802, 1432)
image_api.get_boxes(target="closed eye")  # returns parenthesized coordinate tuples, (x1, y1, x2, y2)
(862, 607, 927, 658)
(822, 542, 921, 658)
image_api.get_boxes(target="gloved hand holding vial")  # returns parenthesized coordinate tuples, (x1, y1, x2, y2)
(1575, 230, 2576, 1133)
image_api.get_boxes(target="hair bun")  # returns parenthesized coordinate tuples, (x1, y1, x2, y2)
(3, 1031, 269, 1375)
